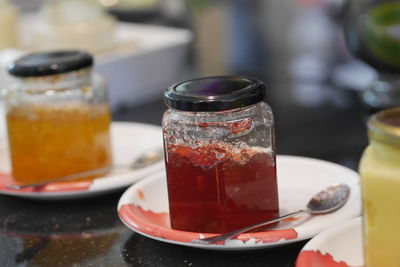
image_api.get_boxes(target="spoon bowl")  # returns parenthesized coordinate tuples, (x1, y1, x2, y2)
(307, 183, 351, 214)
(192, 183, 351, 245)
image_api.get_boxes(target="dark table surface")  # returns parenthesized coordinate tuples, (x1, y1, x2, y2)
(0, 87, 368, 267)
(0, 1, 371, 266)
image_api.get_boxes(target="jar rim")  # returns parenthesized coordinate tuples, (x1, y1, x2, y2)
(368, 107, 400, 146)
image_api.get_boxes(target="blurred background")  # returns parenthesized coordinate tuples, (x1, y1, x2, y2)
(0, 0, 383, 169)
(0, 1, 391, 265)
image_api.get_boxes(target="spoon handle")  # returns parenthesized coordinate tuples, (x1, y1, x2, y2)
(192, 210, 307, 245)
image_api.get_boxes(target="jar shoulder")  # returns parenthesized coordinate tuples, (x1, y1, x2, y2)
(162, 102, 274, 125)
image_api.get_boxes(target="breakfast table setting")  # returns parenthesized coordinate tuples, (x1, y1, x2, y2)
(0, 96, 366, 267)
(0, 66, 368, 267)
(1, 0, 400, 267)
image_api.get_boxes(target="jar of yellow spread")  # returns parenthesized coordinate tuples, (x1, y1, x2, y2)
(359, 107, 400, 267)
(0, 0, 18, 49)
(4, 50, 112, 184)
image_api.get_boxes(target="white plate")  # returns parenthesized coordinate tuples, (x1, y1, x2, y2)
(118, 155, 361, 250)
(0, 122, 164, 200)
(296, 217, 363, 267)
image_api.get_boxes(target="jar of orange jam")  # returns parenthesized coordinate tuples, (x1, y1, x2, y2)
(359, 108, 400, 267)
(4, 50, 112, 184)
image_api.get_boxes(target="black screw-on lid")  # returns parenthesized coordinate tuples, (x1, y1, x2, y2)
(7, 50, 93, 77)
(164, 76, 267, 112)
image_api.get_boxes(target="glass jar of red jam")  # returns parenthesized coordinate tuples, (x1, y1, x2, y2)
(162, 76, 279, 233)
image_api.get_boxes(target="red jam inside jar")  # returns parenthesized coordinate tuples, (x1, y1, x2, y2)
(165, 143, 279, 233)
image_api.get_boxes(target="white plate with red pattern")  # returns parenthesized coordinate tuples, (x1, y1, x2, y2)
(0, 122, 164, 199)
(117, 155, 361, 250)
(296, 217, 363, 267)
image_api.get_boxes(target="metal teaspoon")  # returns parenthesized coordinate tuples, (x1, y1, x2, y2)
(192, 183, 351, 245)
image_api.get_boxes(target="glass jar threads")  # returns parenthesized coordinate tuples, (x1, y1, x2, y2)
(162, 76, 279, 233)
(4, 50, 113, 184)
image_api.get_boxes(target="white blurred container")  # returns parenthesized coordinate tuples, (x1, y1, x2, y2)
(95, 23, 192, 111)
(18, 19, 192, 111)
(27, 0, 116, 54)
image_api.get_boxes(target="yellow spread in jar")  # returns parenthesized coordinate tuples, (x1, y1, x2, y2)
(359, 108, 400, 267)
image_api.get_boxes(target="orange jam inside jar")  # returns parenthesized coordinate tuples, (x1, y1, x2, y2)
(7, 103, 112, 183)
(5, 51, 113, 184)
(163, 76, 279, 233)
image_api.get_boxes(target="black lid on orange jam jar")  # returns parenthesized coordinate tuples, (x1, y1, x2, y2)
(7, 50, 93, 77)
(164, 76, 267, 112)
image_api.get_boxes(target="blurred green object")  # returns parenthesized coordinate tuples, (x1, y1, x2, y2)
(344, 0, 400, 111)
(364, 2, 400, 68)
(185, 0, 210, 11)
